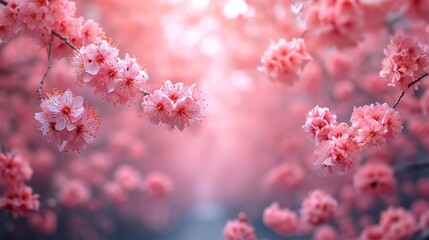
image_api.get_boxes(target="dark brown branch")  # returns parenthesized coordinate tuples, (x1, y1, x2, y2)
(52, 30, 79, 52)
(0, 0, 7, 6)
(392, 73, 428, 108)
(38, 32, 54, 101)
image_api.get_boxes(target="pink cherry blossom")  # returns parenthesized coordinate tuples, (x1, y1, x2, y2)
(304, 0, 364, 48)
(301, 190, 337, 225)
(0, 184, 39, 217)
(351, 103, 402, 148)
(354, 161, 396, 196)
(114, 165, 141, 191)
(258, 38, 312, 85)
(45, 90, 84, 131)
(223, 213, 256, 240)
(263, 202, 298, 235)
(0, 152, 33, 185)
(379, 207, 416, 239)
(35, 90, 99, 152)
(142, 80, 206, 131)
(302, 106, 338, 143)
(380, 32, 429, 91)
(58, 179, 90, 208)
(141, 172, 173, 199)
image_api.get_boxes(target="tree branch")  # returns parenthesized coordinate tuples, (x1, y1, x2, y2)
(38, 32, 54, 101)
(0, 0, 7, 6)
(392, 73, 428, 108)
(52, 30, 79, 52)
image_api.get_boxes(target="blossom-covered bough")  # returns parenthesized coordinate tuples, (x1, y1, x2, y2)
(0, 0, 205, 219)
(1, 0, 429, 239)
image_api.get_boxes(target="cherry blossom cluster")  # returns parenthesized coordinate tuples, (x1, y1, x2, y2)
(262, 190, 336, 236)
(0, 0, 104, 56)
(360, 207, 416, 240)
(300, 190, 337, 226)
(223, 213, 256, 240)
(304, 0, 363, 48)
(73, 39, 148, 105)
(258, 38, 312, 85)
(380, 32, 429, 91)
(0, 152, 39, 217)
(142, 80, 206, 131)
(34, 90, 100, 153)
(353, 161, 396, 196)
(303, 103, 402, 174)
(104, 168, 173, 205)
(263, 202, 298, 235)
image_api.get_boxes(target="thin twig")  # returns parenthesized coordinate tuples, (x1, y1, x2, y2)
(395, 161, 429, 175)
(0, 0, 7, 6)
(38, 32, 54, 101)
(392, 73, 429, 108)
(52, 30, 79, 52)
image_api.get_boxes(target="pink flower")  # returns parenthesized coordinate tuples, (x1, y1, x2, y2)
(379, 207, 416, 239)
(73, 40, 147, 104)
(142, 80, 206, 130)
(263, 202, 298, 235)
(313, 225, 338, 240)
(142, 90, 174, 125)
(0, 184, 39, 217)
(301, 190, 337, 225)
(266, 163, 304, 189)
(258, 38, 312, 85)
(351, 103, 402, 148)
(302, 106, 338, 143)
(141, 172, 173, 199)
(113, 54, 148, 104)
(354, 162, 396, 196)
(114, 165, 141, 191)
(45, 90, 84, 131)
(29, 210, 57, 234)
(314, 133, 359, 174)
(305, 0, 363, 48)
(18, 3, 49, 31)
(62, 107, 100, 153)
(35, 90, 99, 152)
(380, 32, 429, 91)
(0, 153, 33, 185)
(359, 225, 383, 240)
(223, 213, 256, 240)
(58, 179, 90, 208)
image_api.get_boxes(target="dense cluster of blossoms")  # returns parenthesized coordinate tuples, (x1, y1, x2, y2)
(303, 103, 402, 174)
(73, 39, 148, 105)
(223, 213, 256, 240)
(0, 152, 39, 217)
(258, 38, 312, 85)
(0, 0, 104, 56)
(353, 161, 396, 196)
(300, 190, 337, 225)
(34, 90, 100, 152)
(380, 32, 429, 91)
(360, 207, 416, 240)
(263, 202, 298, 235)
(379, 207, 416, 239)
(142, 80, 206, 131)
(304, 0, 363, 47)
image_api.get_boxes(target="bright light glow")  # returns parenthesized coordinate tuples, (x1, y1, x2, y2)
(223, 0, 248, 19)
